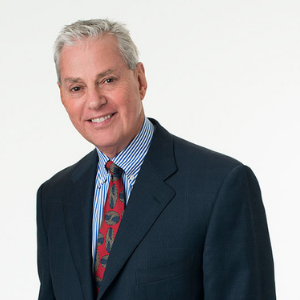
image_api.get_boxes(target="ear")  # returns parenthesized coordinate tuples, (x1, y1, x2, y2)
(58, 82, 66, 107)
(135, 62, 147, 100)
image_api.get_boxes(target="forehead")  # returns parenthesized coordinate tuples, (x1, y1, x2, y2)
(59, 35, 125, 79)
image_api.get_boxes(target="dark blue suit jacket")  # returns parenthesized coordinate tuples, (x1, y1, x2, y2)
(37, 119, 276, 299)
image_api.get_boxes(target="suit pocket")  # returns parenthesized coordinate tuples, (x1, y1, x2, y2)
(136, 254, 195, 299)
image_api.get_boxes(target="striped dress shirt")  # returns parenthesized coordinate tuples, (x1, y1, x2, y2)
(92, 118, 154, 267)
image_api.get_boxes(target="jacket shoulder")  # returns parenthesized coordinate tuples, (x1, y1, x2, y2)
(150, 119, 244, 181)
(38, 149, 98, 192)
(173, 134, 242, 170)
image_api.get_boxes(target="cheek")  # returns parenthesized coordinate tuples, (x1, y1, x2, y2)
(122, 101, 141, 120)
(64, 101, 83, 118)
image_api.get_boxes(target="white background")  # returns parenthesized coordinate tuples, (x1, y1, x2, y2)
(0, 0, 299, 299)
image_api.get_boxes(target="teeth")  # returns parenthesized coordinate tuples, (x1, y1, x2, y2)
(91, 114, 112, 123)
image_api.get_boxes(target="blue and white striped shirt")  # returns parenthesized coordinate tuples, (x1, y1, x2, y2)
(92, 118, 154, 267)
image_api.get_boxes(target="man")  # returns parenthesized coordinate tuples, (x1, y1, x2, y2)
(37, 19, 276, 300)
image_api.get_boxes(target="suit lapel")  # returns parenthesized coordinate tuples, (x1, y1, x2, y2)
(63, 150, 98, 300)
(97, 121, 178, 299)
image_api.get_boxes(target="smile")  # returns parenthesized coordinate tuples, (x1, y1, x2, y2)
(90, 114, 113, 123)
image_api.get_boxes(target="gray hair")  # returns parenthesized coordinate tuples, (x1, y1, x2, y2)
(54, 19, 139, 83)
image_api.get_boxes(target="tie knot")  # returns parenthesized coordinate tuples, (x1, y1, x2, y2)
(106, 161, 123, 180)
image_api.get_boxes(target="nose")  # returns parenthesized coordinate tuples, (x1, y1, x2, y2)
(86, 88, 107, 110)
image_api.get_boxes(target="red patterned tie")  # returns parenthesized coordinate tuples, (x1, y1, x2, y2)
(94, 161, 125, 294)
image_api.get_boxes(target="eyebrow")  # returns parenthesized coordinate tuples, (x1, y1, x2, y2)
(64, 77, 83, 84)
(63, 69, 115, 84)
(96, 69, 114, 79)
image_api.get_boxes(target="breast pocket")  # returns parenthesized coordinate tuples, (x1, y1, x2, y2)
(136, 254, 195, 300)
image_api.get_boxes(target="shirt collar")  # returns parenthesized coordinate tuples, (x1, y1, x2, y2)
(95, 117, 154, 186)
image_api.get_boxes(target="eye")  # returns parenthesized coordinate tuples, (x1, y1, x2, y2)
(70, 86, 81, 92)
(104, 77, 115, 84)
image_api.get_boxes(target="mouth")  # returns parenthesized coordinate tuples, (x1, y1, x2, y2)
(90, 113, 114, 123)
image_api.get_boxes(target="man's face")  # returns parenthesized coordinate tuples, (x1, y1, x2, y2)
(58, 35, 147, 158)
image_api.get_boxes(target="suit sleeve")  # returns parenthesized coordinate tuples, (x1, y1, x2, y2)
(203, 165, 276, 299)
(37, 184, 56, 300)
